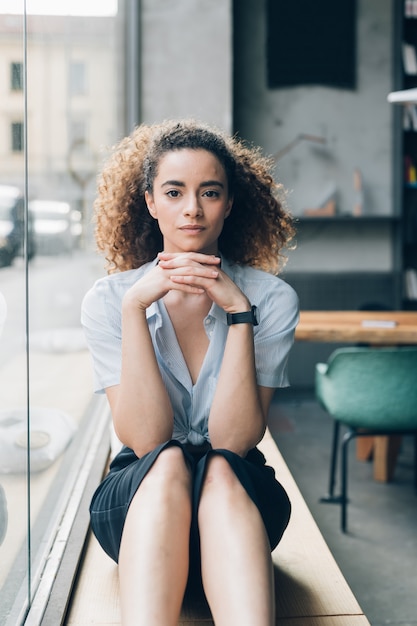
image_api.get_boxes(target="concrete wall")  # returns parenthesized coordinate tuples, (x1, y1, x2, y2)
(234, 0, 395, 274)
(233, 0, 398, 387)
(138, 0, 397, 387)
(141, 0, 233, 132)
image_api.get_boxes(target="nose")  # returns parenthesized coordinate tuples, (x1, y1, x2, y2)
(183, 193, 202, 217)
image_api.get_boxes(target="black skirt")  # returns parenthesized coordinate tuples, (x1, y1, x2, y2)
(89, 439, 291, 564)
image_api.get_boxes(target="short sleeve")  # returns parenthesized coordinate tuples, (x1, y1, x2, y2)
(253, 279, 299, 388)
(81, 280, 123, 394)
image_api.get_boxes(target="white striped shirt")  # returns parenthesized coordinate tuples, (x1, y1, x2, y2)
(81, 256, 299, 446)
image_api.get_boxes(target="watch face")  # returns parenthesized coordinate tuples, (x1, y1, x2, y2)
(252, 305, 260, 325)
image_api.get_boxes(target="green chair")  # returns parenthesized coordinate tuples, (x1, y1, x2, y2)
(315, 347, 417, 532)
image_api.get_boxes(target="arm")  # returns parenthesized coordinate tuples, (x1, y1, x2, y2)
(106, 257, 222, 457)
(208, 321, 271, 456)
(106, 294, 174, 457)
(209, 280, 299, 456)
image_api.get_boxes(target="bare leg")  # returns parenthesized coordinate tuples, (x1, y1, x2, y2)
(198, 454, 275, 626)
(118, 446, 192, 626)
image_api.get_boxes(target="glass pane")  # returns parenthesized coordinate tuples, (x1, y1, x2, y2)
(0, 1, 123, 621)
(0, 7, 28, 620)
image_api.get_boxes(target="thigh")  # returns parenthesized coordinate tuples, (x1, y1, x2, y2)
(193, 448, 291, 552)
(89, 439, 193, 562)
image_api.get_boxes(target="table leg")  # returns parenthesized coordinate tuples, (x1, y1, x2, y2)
(373, 435, 402, 482)
(356, 436, 374, 461)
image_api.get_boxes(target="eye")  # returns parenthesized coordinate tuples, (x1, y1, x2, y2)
(203, 189, 220, 198)
(166, 189, 180, 198)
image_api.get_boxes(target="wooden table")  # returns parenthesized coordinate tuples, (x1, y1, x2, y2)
(295, 310, 417, 481)
(295, 310, 417, 345)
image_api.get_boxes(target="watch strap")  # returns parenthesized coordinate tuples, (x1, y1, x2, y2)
(226, 305, 259, 326)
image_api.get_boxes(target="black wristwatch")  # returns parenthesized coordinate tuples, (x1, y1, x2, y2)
(227, 305, 259, 326)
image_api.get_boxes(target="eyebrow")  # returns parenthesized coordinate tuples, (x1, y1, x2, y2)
(161, 179, 225, 189)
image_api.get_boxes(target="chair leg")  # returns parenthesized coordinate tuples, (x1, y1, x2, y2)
(341, 429, 356, 533)
(320, 420, 342, 503)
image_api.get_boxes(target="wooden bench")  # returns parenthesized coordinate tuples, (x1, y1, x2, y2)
(64, 430, 370, 626)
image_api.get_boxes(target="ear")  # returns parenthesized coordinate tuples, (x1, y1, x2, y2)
(145, 190, 157, 218)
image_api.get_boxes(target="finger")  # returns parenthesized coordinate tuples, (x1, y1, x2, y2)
(165, 266, 219, 280)
(169, 273, 220, 291)
(159, 262, 220, 278)
(158, 252, 221, 267)
(167, 279, 205, 294)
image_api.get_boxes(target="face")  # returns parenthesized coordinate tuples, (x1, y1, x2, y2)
(145, 148, 233, 255)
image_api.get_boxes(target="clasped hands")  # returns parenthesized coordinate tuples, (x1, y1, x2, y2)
(124, 251, 250, 314)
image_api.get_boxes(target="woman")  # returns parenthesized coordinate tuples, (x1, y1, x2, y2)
(81, 119, 299, 626)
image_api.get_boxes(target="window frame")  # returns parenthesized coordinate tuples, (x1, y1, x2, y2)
(4, 397, 111, 626)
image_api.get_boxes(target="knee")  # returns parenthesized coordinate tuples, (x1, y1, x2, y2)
(141, 445, 191, 497)
(201, 453, 242, 497)
(198, 454, 254, 529)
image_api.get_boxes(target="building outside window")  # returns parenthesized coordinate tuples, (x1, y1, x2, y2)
(69, 118, 88, 147)
(69, 60, 87, 96)
(11, 121, 23, 151)
(10, 61, 23, 90)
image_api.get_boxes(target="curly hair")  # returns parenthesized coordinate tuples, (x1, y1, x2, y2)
(94, 119, 295, 274)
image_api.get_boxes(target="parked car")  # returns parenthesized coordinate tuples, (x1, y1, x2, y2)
(29, 200, 82, 255)
(0, 185, 36, 267)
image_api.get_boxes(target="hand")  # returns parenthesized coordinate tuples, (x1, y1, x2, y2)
(158, 252, 250, 313)
(123, 252, 221, 311)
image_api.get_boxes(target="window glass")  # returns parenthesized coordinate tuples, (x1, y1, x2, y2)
(0, 1, 123, 622)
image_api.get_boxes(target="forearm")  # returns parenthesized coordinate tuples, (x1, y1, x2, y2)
(208, 324, 266, 456)
(111, 299, 174, 456)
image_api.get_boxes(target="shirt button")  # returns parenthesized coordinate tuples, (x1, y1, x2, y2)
(204, 318, 212, 326)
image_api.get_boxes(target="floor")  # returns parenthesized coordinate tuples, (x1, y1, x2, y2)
(268, 389, 417, 626)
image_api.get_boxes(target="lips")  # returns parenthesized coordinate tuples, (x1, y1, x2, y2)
(179, 225, 205, 233)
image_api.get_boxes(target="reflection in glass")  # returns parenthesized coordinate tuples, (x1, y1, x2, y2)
(0, 3, 122, 622)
